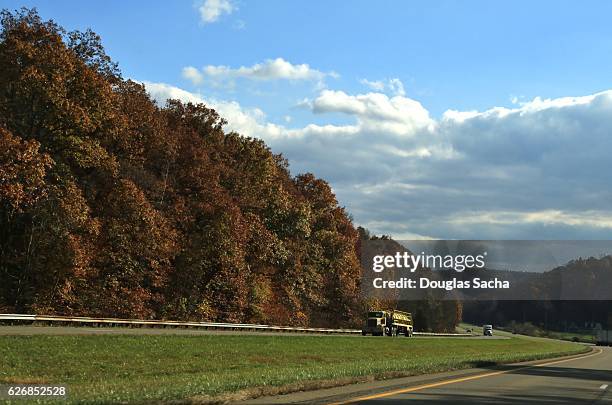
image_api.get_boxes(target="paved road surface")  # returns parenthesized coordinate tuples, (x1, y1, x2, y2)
(244, 347, 612, 404)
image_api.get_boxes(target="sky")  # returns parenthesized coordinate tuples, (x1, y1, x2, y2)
(6, 0, 612, 239)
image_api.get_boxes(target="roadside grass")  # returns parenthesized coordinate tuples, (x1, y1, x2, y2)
(460, 322, 596, 343)
(0, 334, 587, 403)
(501, 323, 596, 343)
(541, 330, 595, 343)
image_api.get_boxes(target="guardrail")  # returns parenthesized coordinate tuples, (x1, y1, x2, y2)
(0, 314, 472, 337)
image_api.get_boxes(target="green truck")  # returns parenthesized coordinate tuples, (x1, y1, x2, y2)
(362, 310, 414, 337)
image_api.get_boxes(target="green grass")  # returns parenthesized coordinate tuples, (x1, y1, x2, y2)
(460, 321, 596, 343)
(541, 330, 595, 343)
(0, 334, 587, 403)
(501, 323, 596, 343)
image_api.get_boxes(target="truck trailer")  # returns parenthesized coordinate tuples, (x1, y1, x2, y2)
(362, 310, 414, 337)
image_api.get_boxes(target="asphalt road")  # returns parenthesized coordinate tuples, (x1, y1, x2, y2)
(244, 347, 612, 405)
(342, 347, 612, 404)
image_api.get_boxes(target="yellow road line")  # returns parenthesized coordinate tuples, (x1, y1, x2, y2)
(533, 348, 602, 367)
(328, 348, 603, 404)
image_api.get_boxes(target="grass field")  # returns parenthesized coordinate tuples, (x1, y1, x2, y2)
(0, 334, 587, 403)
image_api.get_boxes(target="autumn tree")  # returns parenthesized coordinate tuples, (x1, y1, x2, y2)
(0, 8, 377, 329)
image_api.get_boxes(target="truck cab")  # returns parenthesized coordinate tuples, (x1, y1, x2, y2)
(362, 311, 388, 336)
(483, 324, 493, 336)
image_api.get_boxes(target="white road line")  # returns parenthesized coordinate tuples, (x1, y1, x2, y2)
(600, 384, 608, 390)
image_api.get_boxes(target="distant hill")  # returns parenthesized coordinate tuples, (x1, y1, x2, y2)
(461, 255, 612, 329)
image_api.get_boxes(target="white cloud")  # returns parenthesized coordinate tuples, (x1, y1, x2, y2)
(285, 89, 612, 239)
(141, 80, 612, 239)
(182, 58, 337, 87)
(198, 0, 235, 24)
(443, 92, 602, 122)
(142, 81, 204, 105)
(204, 58, 323, 80)
(311, 90, 433, 134)
(142, 81, 284, 140)
(441, 109, 479, 123)
(448, 210, 612, 229)
(359, 79, 385, 91)
(182, 66, 204, 85)
(360, 77, 406, 96)
(388, 78, 405, 96)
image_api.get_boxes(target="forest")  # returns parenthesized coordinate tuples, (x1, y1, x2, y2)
(463, 256, 612, 331)
(0, 8, 365, 327)
(0, 8, 465, 331)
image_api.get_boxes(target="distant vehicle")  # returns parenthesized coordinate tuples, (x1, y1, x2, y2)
(483, 324, 493, 336)
(362, 310, 413, 337)
(596, 330, 611, 346)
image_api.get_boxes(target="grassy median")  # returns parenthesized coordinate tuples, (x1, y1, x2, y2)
(0, 334, 587, 403)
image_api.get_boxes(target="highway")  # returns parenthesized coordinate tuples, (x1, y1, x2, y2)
(244, 347, 612, 404)
(0, 325, 497, 338)
(0, 314, 475, 337)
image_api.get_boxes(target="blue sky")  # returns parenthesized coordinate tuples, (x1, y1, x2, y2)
(11, 1, 612, 119)
(6, 1, 612, 239)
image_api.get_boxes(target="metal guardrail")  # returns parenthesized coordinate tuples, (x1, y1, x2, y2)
(0, 314, 472, 336)
(416, 332, 472, 337)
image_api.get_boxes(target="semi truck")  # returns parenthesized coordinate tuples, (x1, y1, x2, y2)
(596, 330, 612, 346)
(362, 310, 414, 337)
(483, 324, 493, 336)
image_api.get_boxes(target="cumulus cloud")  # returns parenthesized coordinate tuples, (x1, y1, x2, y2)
(182, 58, 337, 87)
(142, 81, 284, 140)
(141, 80, 612, 240)
(182, 66, 204, 85)
(142, 81, 204, 105)
(198, 0, 235, 24)
(310, 90, 433, 134)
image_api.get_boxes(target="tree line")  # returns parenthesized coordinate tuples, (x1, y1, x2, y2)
(0, 8, 362, 327)
(0, 8, 462, 331)
(463, 256, 612, 331)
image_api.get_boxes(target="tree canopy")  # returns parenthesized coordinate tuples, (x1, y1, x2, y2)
(0, 8, 362, 327)
(0, 9, 464, 332)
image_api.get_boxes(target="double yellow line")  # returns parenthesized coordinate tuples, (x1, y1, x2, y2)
(329, 348, 603, 404)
